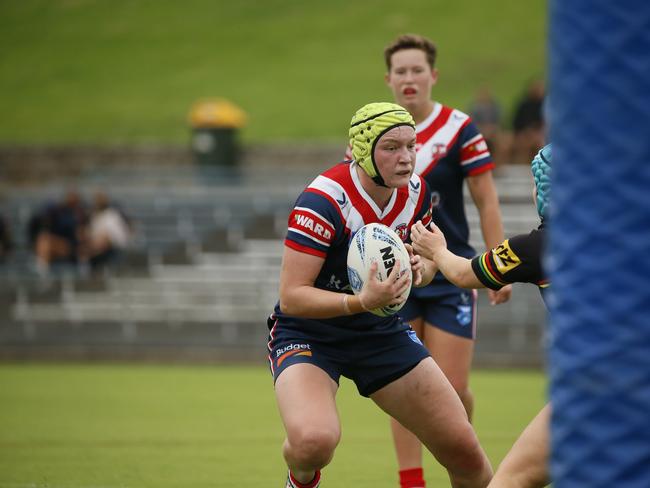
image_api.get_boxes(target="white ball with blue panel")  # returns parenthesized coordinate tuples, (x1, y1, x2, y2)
(346, 223, 412, 317)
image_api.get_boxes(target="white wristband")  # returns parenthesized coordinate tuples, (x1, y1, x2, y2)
(342, 294, 352, 314)
(358, 294, 370, 312)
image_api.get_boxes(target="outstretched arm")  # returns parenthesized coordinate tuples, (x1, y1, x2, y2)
(467, 171, 513, 304)
(410, 221, 484, 289)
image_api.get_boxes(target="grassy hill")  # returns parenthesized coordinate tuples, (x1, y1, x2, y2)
(0, 0, 547, 144)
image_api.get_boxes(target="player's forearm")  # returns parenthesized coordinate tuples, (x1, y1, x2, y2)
(469, 173, 506, 249)
(431, 248, 484, 289)
(279, 286, 365, 318)
(479, 203, 506, 250)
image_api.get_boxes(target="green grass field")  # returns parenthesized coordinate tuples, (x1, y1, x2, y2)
(0, 363, 546, 488)
(0, 0, 546, 144)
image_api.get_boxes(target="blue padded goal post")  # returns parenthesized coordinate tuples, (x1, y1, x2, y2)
(548, 1, 650, 486)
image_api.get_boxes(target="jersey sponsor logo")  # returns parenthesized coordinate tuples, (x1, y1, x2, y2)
(336, 193, 348, 207)
(275, 343, 312, 367)
(276, 343, 311, 357)
(492, 240, 522, 273)
(409, 180, 420, 191)
(461, 135, 490, 166)
(470, 140, 488, 152)
(289, 208, 334, 245)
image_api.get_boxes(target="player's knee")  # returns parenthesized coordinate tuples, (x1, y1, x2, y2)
(441, 428, 492, 483)
(288, 427, 340, 466)
(492, 459, 549, 488)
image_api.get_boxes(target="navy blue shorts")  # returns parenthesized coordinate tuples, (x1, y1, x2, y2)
(267, 315, 430, 397)
(399, 289, 478, 339)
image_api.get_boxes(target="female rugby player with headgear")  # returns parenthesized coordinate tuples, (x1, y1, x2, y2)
(411, 144, 553, 488)
(269, 102, 493, 488)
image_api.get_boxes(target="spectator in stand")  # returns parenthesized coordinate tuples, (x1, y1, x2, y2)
(30, 190, 89, 275)
(468, 85, 507, 166)
(510, 78, 546, 165)
(0, 213, 13, 262)
(88, 191, 133, 271)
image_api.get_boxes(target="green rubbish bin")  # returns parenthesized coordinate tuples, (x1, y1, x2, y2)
(189, 99, 247, 167)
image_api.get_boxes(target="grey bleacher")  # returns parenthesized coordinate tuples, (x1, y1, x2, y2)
(0, 163, 546, 365)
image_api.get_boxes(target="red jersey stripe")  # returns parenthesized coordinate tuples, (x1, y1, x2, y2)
(467, 162, 495, 176)
(381, 187, 411, 226)
(284, 239, 327, 258)
(420, 117, 472, 178)
(417, 105, 454, 144)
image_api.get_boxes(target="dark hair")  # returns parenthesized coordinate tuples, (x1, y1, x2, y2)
(384, 34, 437, 70)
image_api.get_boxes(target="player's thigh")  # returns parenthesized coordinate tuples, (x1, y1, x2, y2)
(275, 362, 340, 439)
(370, 357, 470, 449)
(423, 326, 474, 390)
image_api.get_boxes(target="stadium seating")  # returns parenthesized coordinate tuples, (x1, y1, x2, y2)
(0, 163, 545, 365)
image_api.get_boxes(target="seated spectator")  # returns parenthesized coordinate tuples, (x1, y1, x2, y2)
(30, 190, 89, 275)
(468, 85, 507, 166)
(510, 78, 546, 164)
(0, 213, 13, 263)
(88, 191, 133, 271)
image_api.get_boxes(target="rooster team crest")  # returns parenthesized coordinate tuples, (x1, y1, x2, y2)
(394, 223, 408, 241)
(432, 142, 448, 159)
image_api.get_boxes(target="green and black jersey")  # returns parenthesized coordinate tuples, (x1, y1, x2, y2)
(471, 224, 548, 291)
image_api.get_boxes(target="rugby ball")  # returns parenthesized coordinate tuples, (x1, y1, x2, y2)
(347, 223, 412, 316)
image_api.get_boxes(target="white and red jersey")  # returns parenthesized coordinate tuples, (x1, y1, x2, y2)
(285, 161, 432, 295)
(414, 102, 493, 266)
(414, 102, 492, 178)
(345, 102, 494, 296)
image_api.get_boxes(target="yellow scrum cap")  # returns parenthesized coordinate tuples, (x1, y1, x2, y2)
(349, 102, 415, 186)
